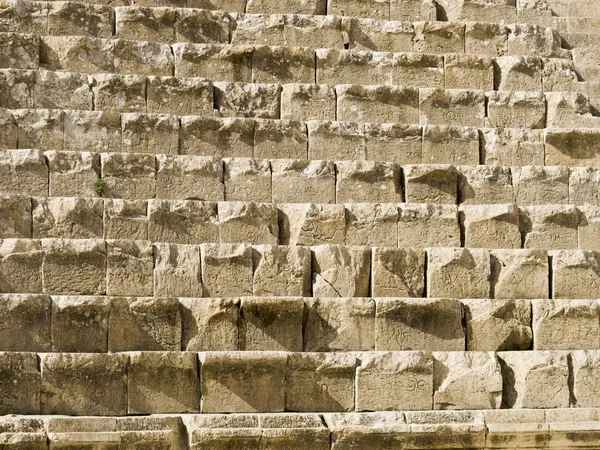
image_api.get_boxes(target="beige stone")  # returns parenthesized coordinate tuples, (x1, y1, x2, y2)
(147, 76, 213, 116)
(230, 13, 285, 46)
(214, 82, 281, 119)
(106, 240, 153, 297)
(552, 250, 600, 299)
(344, 17, 413, 52)
(64, 110, 121, 153)
(101, 152, 155, 200)
(413, 21, 465, 54)
(512, 165, 569, 205)
(154, 243, 202, 298)
(40, 36, 113, 74)
(0, 239, 43, 294)
(494, 56, 542, 91)
(173, 42, 252, 82)
(422, 125, 479, 165)
(0, 1, 47, 35)
(445, 53, 494, 91)
(0, 69, 34, 109)
(0, 149, 48, 197)
(403, 164, 457, 204)
(458, 165, 514, 204)
(180, 297, 239, 351)
(104, 199, 148, 240)
(0, 109, 17, 149)
(579, 206, 600, 251)
(312, 245, 370, 297)
(521, 205, 580, 250)
(0, 294, 51, 352)
(223, 158, 271, 202)
(419, 88, 485, 127)
(278, 203, 345, 246)
(13, 108, 63, 150)
(219, 201, 278, 244)
(376, 298, 464, 350)
(121, 113, 178, 155)
(328, 0, 390, 18)
(345, 203, 398, 247)
(48, 2, 112, 37)
(507, 23, 565, 58)
(316, 48, 394, 85)
(371, 248, 425, 297)
(272, 159, 335, 204)
(0, 195, 31, 239)
(175, 9, 230, 44)
(114, 6, 177, 42)
(32, 197, 102, 239)
(254, 119, 308, 160)
(281, 84, 336, 121)
(33, 70, 92, 111)
(0, 31, 39, 70)
(545, 91, 600, 129)
(437, 0, 516, 21)
(460, 204, 521, 248)
(148, 199, 219, 244)
(252, 46, 314, 84)
(365, 123, 422, 164)
(546, 129, 600, 168)
(428, 247, 491, 299)
(542, 58, 580, 92)
(481, 128, 544, 166)
(90, 74, 146, 112)
(0, 352, 40, 415)
(307, 120, 366, 161)
(491, 249, 548, 299)
(398, 203, 460, 247)
(113, 39, 173, 76)
(201, 243, 253, 297)
(571, 352, 600, 411)
(487, 91, 546, 129)
(465, 22, 508, 57)
(181, 116, 254, 158)
(391, 0, 437, 21)
(253, 245, 311, 296)
(392, 53, 445, 88)
(156, 154, 223, 201)
(337, 161, 402, 204)
(45, 150, 99, 197)
(284, 15, 342, 48)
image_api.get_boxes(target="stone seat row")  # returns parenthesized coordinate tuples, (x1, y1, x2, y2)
(1, 349, 599, 415)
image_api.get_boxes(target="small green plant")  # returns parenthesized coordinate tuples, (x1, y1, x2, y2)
(94, 178, 106, 197)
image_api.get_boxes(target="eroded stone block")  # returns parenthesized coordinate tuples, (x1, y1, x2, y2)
(175, 9, 230, 44)
(32, 197, 103, 239)
(64, 110, 121, 153)
(521, 205, 580, 250)
(154, 243, 202, 298)
(428, 247, 491, 299)
(281, 83, 336, 121)
(147, 76, 213, 116)
(180, 117, 254, 158)
(0, 294, 50, 351)
(101, 152, 155, 200)
(487, 91, 546, 129)
(104, 199, 148, 240)
(344, 17, 413, 52)
(14, 108, 63, 150)
(460, 204, 521, 248)
(0, 195, 32, 239)
(552, 250, 600, 299)
(0, 239, 42, 294)
(254, 119, 307, 160)
(114, 6, 177, 42)
(371, 248, 425, 297)
(252, 46, 314, 84)
(312, 245, 370, 297)
(465, 22, 508, 57)
(41, 36, 114, 74)
(458, 165, 514, 205)
(512, 165, 568, 205)
(214, 82, 281, 119)
(180, 297, 239, 351)
(223, 158, 271, 202)
(278, 203, 345, 246)
(403, 164, 457, 204)
(121, 113, 178, 155)
(148, 199, 219, 244)
(572, 351, 600, 407)
(253, 245, 311, 296)
(491, 249, 548, 299)
(365, 123, 422, 164)
(336, 161, 402, 204)
(106, 240, 153, 296)
(413, 21, 465, 54)
(307, 121, 366, 161)
(219, 202, 278, 245)
(398, 203, 460, 247)
(345, 203, 398, 247)
(156, 154, 224, 201)
(0, 352, 40, 414)
(445, 53, 494, 91)
(422, 125, 479, 165)
(272, 159, 335, 204)
(48, 2, 112, 38)
(91, 74, 147, 112)
(494, 56, 542, 91)
(419, 88, 485, 127)
(481, 128, 544, 166)
(0, 149, 48, 196)
(113, 39, 173, 76)
(46, 150, 99, 197)
(201, 243, 253, 297)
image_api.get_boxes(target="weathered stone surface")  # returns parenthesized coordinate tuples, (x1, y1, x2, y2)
(272, 159, 335, 204)
(437, 0, 516, 22)
(428, 247, 491, 299)
(114, 6, 177, 42)
(0, 239, 43, 294)
(344, 17, 413, 52)
(0, 149, 48, 197)
(231, 13, 285, 46)
(487, 91, 546, 129)
(180, 297, 239, 351)
(148, 200, 219, 244)
(41, 36, 114, 73)
(546, 130, 600, 169)
(48, 2, 112, 38)
(104, 199, 148, 240)
(345, 203, 398, 247)
(458, 165, 514, 205)
(113, 39, 173, 76)
(391, 0, 436, 21)
(552, 250, 600, 299)
(32, 197, 102, 239)
(0, 294, 50, 351)
(0, 109, 17, 150)
(465, 22, 508, 57)
(34, 70, 92, 110)
(419, 88, 485, 127)
(285, 15, 342, 47)
(0, 352, 40, 414)
(460, 204, 521, 248)
(371, 248, 425, 297)
(219, 202, 278, 245)
(481, 128, 544, 166)
(403, 164, 457, 204)
(571, 351, 600, 407)
(543, 57, 579, 92)
(365, 123, 422, 164)
(175, 9, 230, 44)
(279, 203, 345, 246)
(106, 240, 153, 296)
(90, 73, 146, 112)
(337, 161, 402, 204)
(521, 205, 580, 250)
(154, 243, 202, 297)
(507, 23, 565, 58)
(398, 203, 460, 247)
(0, 69, 34, 109)
(328, 0, 390, 19)
(223, 158, 271, 202)
(13, 108, 63, 150)
(445, 53, 494, 91)
(121, 113, 178, 155)
(214, 82, 281, 119)
(64, 110, 121, 153)
(413, 21, 465, 54)
(252, 46, 314, 84)
(254, 119, 308, 160)
(312, 245, 370, 297)
(392, 52, 445, 87)
(281, 83, 336, 121)
(0, 1, 47, 35)
(0, 32, 39, 70)
(307, 120, 366, 161)
(0, 195, 31, 239)
(156, 154, 224, 201)
(376, 298, 464, 350)
(579, 206, 600, 251)
(422, 125, 478, 165)
(201, 243, 253, 297)
(494, 56, 542, 91)
(101, 152, 155, 200)
(173, 42, 252, 82)
(491, 249, 549, 299)
(51, 296, 109, 353)
(147, 76, 213, 116)
(253, 245, 311, 296)
(512, 165, 568, 205)
(45, 150, 99, 197)
(181, 117, 255, 158)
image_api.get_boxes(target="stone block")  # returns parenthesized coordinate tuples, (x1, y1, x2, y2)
(0, 149, 48, 196)
(365, 123, 422, 164)
(336, 161, 402, 204)
(307, 120, 366, 161)
(173, 42, 252, 82)
(114, 6, 177, 42)
(51, 295, 109, 353)
(253, 245, 311, 296)
(494, 56, 542, 91)
(499, 351, 569, 409)
(284, 15, 342, 47)
(545, 91, 600, 129)
(460, 204, 521, 248)
(345, 203, 398, 247)
(316, 48, 394, 85)
(546, 129, 600, 168)
(433, 352, 502, 410)
(390, 0, 437, 20)
(422, 125, 478, 165)
(40, 36, 114, 74)
(147, 76, 213, 116)
(156, 154, 224, 201)
(175, 9, 231, 44)
(32, 197, 103, 239)
(392, 53, 445, 88)
(33, 70, 93, 110)
(154, 243, 202, 298)
(491, 249, 548, 299)
(0, 239, 43, 294)
(419, 88, 485, 127)
(252, 46, 314, 84)
(579, 206, 600, 251)
(200, 351, 286, 413)
(457, 165, 514, 205)
(328, 0, 390, 19)
(487, 91, 546, 129)
(312, 245, 370, 297)
(128, 352, 200, 414)
(219, 202, 278, 245)
(0, 294, 51, 351)
(104, 199, 148, 240)
(279, 203, 345, 246)
(542, 58, 580, 92)
(398, 203, 460, 247)
(428, 247, 491, 299)
(121, 113, 178, 155)
(0, 1, 47, 35)
(180, 117, 254, 158)
(106, 240, 153, 296)
(413, 21, 464, 54)
(41, 239, 105, 295)
(445, 54, 494, 91)
(64, 110, 121, 153)
(403, 164, 457, 204)
(376, 298, 464, 351)
(148, 199, 219, 244)
(521, 205, 580, 250)
(240, 297, 303, 351)
(13, 108, 64, 150)
(48, 2, 112, 37)
(201, 243, 253, 297)
(344, 17, 413, 52)
(101, 152, 155, 200)
(272, 159, 335, 204)
(254, 119, 307, 160)
(230, 13, 285, 46)
(214, 82, 281, 119)
(0, 352, 40, 414)
(285, 353, 356, 412)
(41, 353, 128, 415)
(281, 84, 336, 121)
(371, 248, 425, 297)
(0, 69, 34, 109)
(223, 158, 271, 202)
(356, 351, 433, 411)
(437, 0, 517, 21)
(481, 128, 544, 166)
(571, 351, 600, 407)
(180, 297, 239, 351)
(507, 23, 565, 58)
(0, 195, 31, 239)
(512, 165, 569, 205)
(552, 250, 600, 299)
(0, 109, 17, 149)
(464, 299, 532, 351)
(304, 297, 375, 351)
(91, 73, 147, 112)
(465, 22, 508, 57)
(113, 39, 173, 76)
(108, 296, 180, 352)
(45, 150, 99, 197)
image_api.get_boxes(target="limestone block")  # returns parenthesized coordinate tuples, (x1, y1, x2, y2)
(41, 353, 128, 415)
(464, 299, 532, 351)
(185, 415, 262, 450)
(398, 203, 460, 247)
(572, 351, 600, 407)
(113, 39, 173, 76)
(507, 24, 565, 58)
(51, 295, 109, 352)
(46, 150, 99, 197)
(200, 351, 286, 413)
(465, 22, 508, 57)
(181, 116, 254, 158)
(180, 297, 239, 351)
(512, 165, 568, 205)
(90, 73, 147, 112)
(422, 125, 478, 165)
(533, 299, 600, 350)
(281, 84, 336, 121)
(552, 250, 600, 299)
(345, 203, 399, 247)
(521, 205, 580, 250)
(252, 46, 314, 84)
(390, 0, 437, 20)
(419, 88, 485, 127)
(0, 352, 39, 414)
(41, 239, 106, 295)
(336, 84, 420, 124)
(240, 296, 303, 351)
(481, 127, 544, 166)
(0, 239, 43, 293)
(214, 82, 281, 119)
(0, 149, 47, 196)
(304, 297, 375, 351)
(325, 411, 409, 449)
(356, 351, 433, 411)
(328, 0, 389, 18)
(253, 245, 311, 296)
(460, 204, 521, 248)
(175, 9, 230, 44)
(499, 351, 569, 408)
(219, 201, 278, 244)
(365, 123, 422, 164)
(272, 159, 335, 204)
(542, 58, 579, 92)
(147, 76, 213, 116)
(580, 206, 600, 251)
(285, 353, 356, 412)
(494, 56, 542, 91)
(545, 92, 600, 129)
(201, 243, 253, 297)
(371, 248, 425, 297)
(148, 199, 219, 244)
(413, 21, 465, 54)
(109, 296, 180, 351)
(458, 165, 514, 205)
(437, 0, 517, 21)
(445, 54, 494, 91)
(312, 245, 370, 297)
(129, 352, 200, 414)
(118, 417, 187, 449)
(336, 161, 402, 204)
(344, 18, 413, 52)
(65, 110, 121, 153)
(391, 53, 445, 88)
(121, 112, 177, 155)
(404, 410, 487, 449)
(154, 243, 202, 297)
(307, 120, 366, 161)
(254, 119, 308, 160)
(0, 69, 34, 109)
(156, 154, 223, 201)
(546, 129, 600, 168)
(223, 158, 271, 202)
(47, 2, 112, 38)
(101, 152, 155, 199)
(13, 108, 64, 150)
(428, 248, 491, 299)
(433, 352, 502, 410)
(315, 48, 394, 85)
(376, 298, 463, 350)
(33, 70, 93, 110)
(173, 43, 252, 82)
(104, 199, 148, 240)
(0, 1, 47, 35)
(230, 13, 285, 46)
(0, 109, 17, 149)
(40, 35, 113, 74)
(284, 15, 342, 48)
(106, 240, 153, 296)
(0, 294, 50, 351)
(32, 197, 102, 240)
(491, 249, 548, 299)
(403, 164, 457, 204)
(0, 195, 31, 239)
(486, 91, 546, 129)
(114, 6, 177, 42)
(279, 203, 345, 246)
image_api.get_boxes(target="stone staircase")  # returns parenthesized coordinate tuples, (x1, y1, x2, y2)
(2, 0, 600, 448)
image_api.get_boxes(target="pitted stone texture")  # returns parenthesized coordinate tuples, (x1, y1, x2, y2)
(0, 149, 48, 197)
(487, 91, 546, 129)
(253, 245, 311, 296)
(279, 203, 345, 246)
(104, 199, 148, 240)
(422, 125, 479, 165)
(376, 298, 464, 351)
(419, 88, 485, 127)
(41, 36, 114, 74)
(173, 42, 252, 82)
(13, 108, 63, 151)
(0, 69, 34, 109)
(428, 247, 491, 299)
(546, 92, 600, 129)
(552, 250, 600, 299)
(181, 117, 254, 159)
(512, 165, 569, 205)
(113, 39, 173, 76)
(371, 248, 425, 298)
(392, 53, 445, 88)
(45, 150, 98, 197)
(252, 46, 314, 84)
(571, 168, 600, 212)
(494, 56, 542, 91)
(571, 351, 600, 408)
(114, 6, 178, 43)
(48, 2, 113, 38)
(391, 0, 436, 21)
(101, 152, 155, 200)
(215, 82, 281, 119)
(336, 161, 402, 204)
(32, 197, 103, 239)
(437, 0, 516, 22)
(413, 21, 465, 54)
(272, 159, 335, 204)
(507, 23, 566, 58)
(106, 240, 153, 297)
(281, 84, 336, 121)
(231, 13, 285, 46)
(51, 296, 109, 353)
(219, 202, 278, 245)
(148, 200, 219, 244)
(0, 294, 51, 351)
(365, 123, 422, 164)
(147, 76, 213, 116)
(307, 121, 366, 161)
(445, 54, 494, 91)
(0, 1, 47, 35)
(481, 128, 544, 166)
(458, 165, 514, 205)
(344, 18, 413, 52)
(0, 195, 32, 239)
(0, 109, 17, 149)
(121, 113, 178, 155)
(491, 249, 549, 299)
(284, 15, 342, 48)
(0, 239, 43, 294)
(65, 110, 121, 153)
(521, 205, 580, 250)
(460, 204, 521, 249)
(465, 22, 508, 57)
(579, 206, 600, 251)
(345, 203, 398, 247)
(175, 9, 231, 44)
(254, 119, 307, 160)
(201, 243, 253, 297)
(398, 203, 460, 247)
(312, 245, 370, 298)
(34, 70, 92, 111)
(0, 352, 40, 415)
(547, 130, 600, 168)
(180, 297, 239, 351)
(90, 74, 146, 112)
(223, 158, 271, 203)
(156, 155, 224, 201)
(0, 32, 39, 70)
